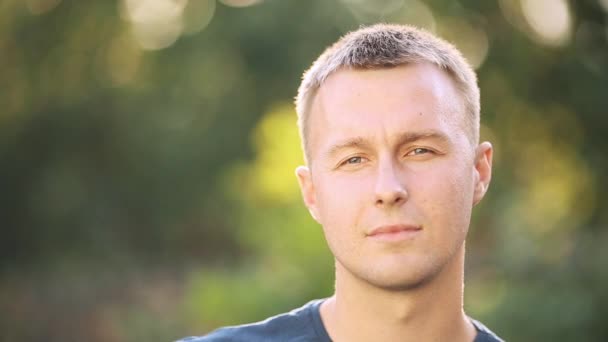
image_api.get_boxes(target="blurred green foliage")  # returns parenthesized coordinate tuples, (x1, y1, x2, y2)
(1, 0, 608, 341)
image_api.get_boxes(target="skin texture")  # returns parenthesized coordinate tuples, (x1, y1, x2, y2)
(296, 63, 493, 341)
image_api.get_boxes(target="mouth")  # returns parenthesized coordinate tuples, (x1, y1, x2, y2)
(366, 224, 422, 242)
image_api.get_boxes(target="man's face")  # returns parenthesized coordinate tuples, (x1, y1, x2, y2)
(296, 63, 492, 290)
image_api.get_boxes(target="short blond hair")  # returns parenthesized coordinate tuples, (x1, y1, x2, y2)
(295, 24, 480, 164)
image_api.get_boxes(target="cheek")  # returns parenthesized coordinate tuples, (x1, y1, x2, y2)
(315, 175, 368, 230)
(417, 163, 474, 226)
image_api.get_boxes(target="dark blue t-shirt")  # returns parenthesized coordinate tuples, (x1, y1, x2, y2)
(178, 299, 503, 342)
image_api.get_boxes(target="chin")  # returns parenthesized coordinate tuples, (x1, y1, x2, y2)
(342, 257, 444, 292)
(365, 269, 439, 292)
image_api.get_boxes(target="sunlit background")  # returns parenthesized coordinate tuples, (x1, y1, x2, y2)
(1, 0, 607, 341)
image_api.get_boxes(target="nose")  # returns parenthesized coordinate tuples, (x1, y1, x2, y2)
(374, 160, 408, 207)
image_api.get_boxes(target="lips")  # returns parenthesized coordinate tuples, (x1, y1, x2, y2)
(366, 224, 422, 241)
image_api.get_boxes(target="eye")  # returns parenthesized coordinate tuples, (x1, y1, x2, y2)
(336, 155, 369, 170)
(344, 156, 363, 164)
(407, 147, 433, 156)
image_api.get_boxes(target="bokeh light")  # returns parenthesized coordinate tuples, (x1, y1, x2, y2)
(119, 0, 217, 50)
(499, 0, 574, 47)
(219, 0, 263, 8)
(521, 0, 572, 47)
(121, 0, 187, 50)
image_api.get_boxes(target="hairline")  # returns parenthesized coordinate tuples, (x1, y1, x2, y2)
(295, 25, 481, 166)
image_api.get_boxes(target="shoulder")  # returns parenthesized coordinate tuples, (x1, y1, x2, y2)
(176, 299, 327, 342)
(471, 318, 505, 342)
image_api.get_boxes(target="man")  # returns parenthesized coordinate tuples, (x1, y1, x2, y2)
(179, 24, 502, 342)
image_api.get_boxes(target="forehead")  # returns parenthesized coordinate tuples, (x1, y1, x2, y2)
(307, 64, 465, 153)
(318, 63, 461, 112)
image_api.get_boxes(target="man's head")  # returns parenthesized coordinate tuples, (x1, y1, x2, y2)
(294, 24, 493, 291)
(296, 24, 480, 165)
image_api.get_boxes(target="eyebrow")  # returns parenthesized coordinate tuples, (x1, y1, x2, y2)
(325, 137, 372, 160)
(394, 130, 451, 147)
(324, 130, 451, 160)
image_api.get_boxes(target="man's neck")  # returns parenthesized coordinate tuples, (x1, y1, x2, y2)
(319, 246, 476, 342)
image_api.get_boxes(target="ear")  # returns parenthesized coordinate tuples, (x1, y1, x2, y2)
(472, 141, 493, 206)
(295, 165, 321, 223)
